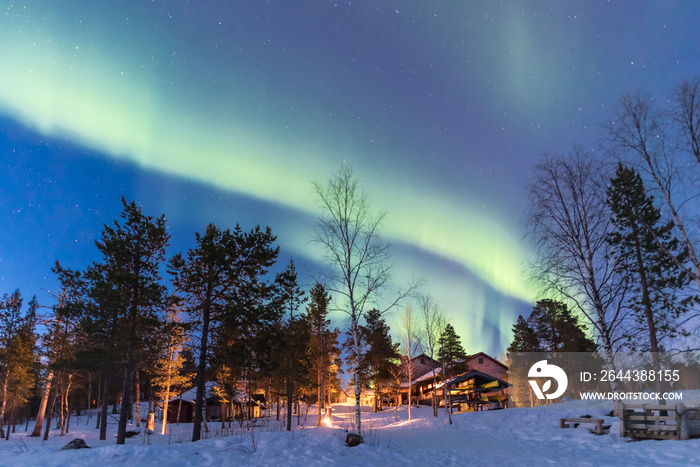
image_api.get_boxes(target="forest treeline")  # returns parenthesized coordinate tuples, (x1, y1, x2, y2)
(0, 170, 468, 444)
(0, 200, 350, 443)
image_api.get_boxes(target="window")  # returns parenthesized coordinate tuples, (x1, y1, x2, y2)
(478, 357, 484, 364)
(420, 358, 425, 364)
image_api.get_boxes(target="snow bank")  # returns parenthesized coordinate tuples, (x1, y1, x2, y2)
(3, 399, 700, 466)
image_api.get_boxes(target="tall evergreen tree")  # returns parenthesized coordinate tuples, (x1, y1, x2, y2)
(437, 324, 467, 380)
(169, 223, 278, 442)
(358, 308, 400, 412)
(0, 291, 37, 438)
(606, 163, 690, 360)
(51, 263, 114, 438)
(507, 315, 541, 353)
(306, 283, 342, 424)
(527, 299, 597, 352)
(36, 287, 83, 438)
(275, 259, 308, 431)
(151, 306, 190, 435)
(437, 323, 467, 418)
(87, 198, 170, 445)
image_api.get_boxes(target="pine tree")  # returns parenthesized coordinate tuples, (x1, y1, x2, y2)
(275, 259, 308, 431)
(437, 324, 467, 379)
(86, 198, 170, 444)
(507, 315, 541, 353)
(36, 288, 83, 438)
(437, 324, 467, 417)
(606, 163, 690, 361)
(151, 306, 190, 435)
(527, 299, 596, 352)
(306, 283, 341, 425)
(0, 291, 37, 439)
(169, 223, 278, 442)
(359, 308, 400, 412)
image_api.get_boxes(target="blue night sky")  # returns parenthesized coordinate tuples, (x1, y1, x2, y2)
(1, 1, 699, 356)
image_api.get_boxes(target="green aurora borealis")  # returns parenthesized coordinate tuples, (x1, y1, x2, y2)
(2, 1, 700, 355)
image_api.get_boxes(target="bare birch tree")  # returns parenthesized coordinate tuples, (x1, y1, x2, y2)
(607, 82, 700, 291)
(419, 295, 445, 417)
(527, 149, 627, 390)
(312, 165, 416, 436)
(397, 304, 421, 421)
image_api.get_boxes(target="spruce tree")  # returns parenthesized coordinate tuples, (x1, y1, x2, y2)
(606, 163, 690, 360)
(527, 299, 596, 352)
(507, 315, 541, 353)
(275, 259, 308, 431)
(0, 291, 37, 439)
(437, 324, 467, 379)
(306, 282, 341, 425)
(359, 308, 400, 412)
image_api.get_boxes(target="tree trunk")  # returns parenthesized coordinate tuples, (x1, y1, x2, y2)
(30, 370, 54, 437)
(407, 379, 412, 421)
(60, 374, 72, 436)
(352, 314, 362, 435)
(4, 412, 11, 441)
(44, 388, 58, 441)
(221, 403, 226, 429)
(117, 292, 140, 445)
(65, 404, 71, 434)
(87, 372, 92, 423)
(161, 358, 172, 435)
(317, 355, 323, 426)
(192, 294, 211, 442)
(99, 371, 111, 440)
(201, 398, 208, 434)
(0, 366, 8, 438)
(431, 369, 438, 417)
(394, 390, 398, 422)
(147, 377, 154, 416)
(176, 393, 183, 426)
(135, 370, 141, 428)
(442, 362, 452, 425)
(286, 324, 294, 432)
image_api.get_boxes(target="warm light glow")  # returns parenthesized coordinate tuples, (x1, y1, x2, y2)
(323, 416, 332, 427)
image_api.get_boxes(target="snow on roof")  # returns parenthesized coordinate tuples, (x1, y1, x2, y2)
(436, 369, 509, 390)
(175, 382, 218, 402)
(401, 368, 443, 388)
(171, 382, 254, 403)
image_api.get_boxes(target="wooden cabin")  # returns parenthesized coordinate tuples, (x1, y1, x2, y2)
(398, 352, 509, 408)
(442, 370, 509, 412)
(166, 382, 266, 423)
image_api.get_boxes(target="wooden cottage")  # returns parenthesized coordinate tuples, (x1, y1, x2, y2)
(441, 369, 510, 412)
(166, 382, 265, 423)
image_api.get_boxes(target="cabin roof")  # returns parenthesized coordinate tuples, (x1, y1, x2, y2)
(438, 369, 510, 389)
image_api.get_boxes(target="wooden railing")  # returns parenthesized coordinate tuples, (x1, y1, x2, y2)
(617, 403, 700, 440)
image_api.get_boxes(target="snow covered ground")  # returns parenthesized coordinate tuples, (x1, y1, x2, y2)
(2, 399, 700, 466)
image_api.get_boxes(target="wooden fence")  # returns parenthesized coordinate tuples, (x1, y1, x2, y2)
(617, 403, 700, 440)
